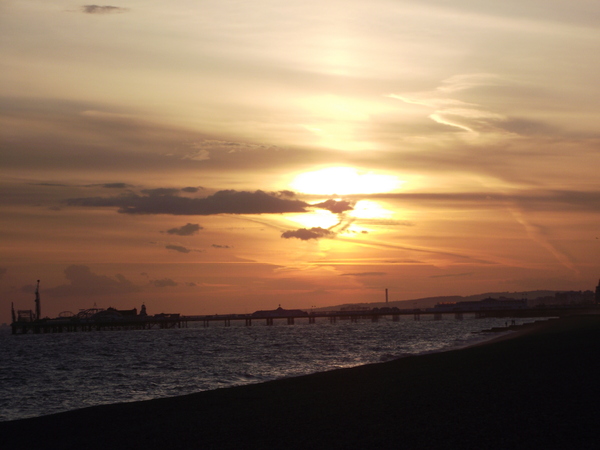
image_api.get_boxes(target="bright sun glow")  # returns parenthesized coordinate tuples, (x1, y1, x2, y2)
(350, 200, 394, 220)
(290, 167, 403, 195)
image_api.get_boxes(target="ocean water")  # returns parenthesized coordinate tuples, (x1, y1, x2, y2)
(0, 315, 540, 422)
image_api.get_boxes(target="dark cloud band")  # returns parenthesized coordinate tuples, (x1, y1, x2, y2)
(82, 5, 129, 14)
(67, 190, 309, 215)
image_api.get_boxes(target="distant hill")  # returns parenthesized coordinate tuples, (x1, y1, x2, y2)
(316, 290, 559, 312)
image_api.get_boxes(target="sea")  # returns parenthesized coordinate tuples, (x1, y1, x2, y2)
(0, 315, 543, 422)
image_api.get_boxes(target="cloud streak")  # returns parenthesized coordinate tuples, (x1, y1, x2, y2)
(67, 190, 309, 215)
(281, 227, 333, 241)
(389, 74, 508, 137)
(82, 5, 129, 14)
(165, 223, 203, 236)
(507, 207, 579, 275)
(356, 190, 600, 213)
(151, 278, 178, 288)
(165, 244, 192, 254)
(341, 272, 387, 277)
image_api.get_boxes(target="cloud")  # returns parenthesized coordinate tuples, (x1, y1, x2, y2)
(274, 190, 297, 198)
(281, 227, 333, 241)
(358, 219, 415, 227)
(507, 207, 579, 275)
(356, 189, 600, 213)
(101, 183, 133, 189)
(165, 223, 203, 236)
(82, 5, 129, 14)
(141, 188, 181, 196)
(430, 272, 474, 279)
(212, 244, 231, 249)
(45, 265, 139, 297)
(389, 74, 509, 137)
(33, 182, 69, 187)
(165, 245, 191, 253)
(182, 139, 276, 162)
(152, 278, 178, 288)
(67, 189, 309, 215)
(84, 182, 135, 189)
(312, 199, 355, 213)
(341, 272, 387, 277)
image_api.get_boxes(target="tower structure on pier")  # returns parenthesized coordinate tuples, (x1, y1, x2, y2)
(35, 280, 41, 320)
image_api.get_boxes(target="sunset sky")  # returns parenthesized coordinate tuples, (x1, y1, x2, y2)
(2, 0, 599, 324)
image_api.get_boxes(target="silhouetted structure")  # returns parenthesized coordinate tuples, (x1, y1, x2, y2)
(34, 280, 41, 321)
(10, 279, 600, 334)
(9, 282, 181, 334)
(251, 306, 308, 318)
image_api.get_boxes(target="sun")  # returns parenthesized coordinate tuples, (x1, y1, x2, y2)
(290, 167, 403, 195)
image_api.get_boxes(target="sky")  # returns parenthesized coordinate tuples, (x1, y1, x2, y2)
(1, 0, 599, 324)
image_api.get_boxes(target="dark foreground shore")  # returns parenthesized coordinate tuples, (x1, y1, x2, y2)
(3, 315, 600, 450)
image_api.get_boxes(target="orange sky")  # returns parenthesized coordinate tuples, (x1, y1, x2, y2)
(2, 0, 600, 324)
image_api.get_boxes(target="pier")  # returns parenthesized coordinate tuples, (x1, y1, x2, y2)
(10, 304, 597, 334)
(10, 280, 600, 334)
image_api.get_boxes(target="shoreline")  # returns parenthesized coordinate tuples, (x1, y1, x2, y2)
(2, 314, 599, 449)
(0, 316, 545, 422)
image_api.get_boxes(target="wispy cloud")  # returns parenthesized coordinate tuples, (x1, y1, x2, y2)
(165, 244, 192, 254)
(164, 223, 203, 236)
(281, 227, 333, 241)
(389, 74, 509, 137)
(430, 272, 473, 279)
(341, 272, 386, 277)
(151, 278, 178, 288)
(507, 207, 579, 275)
(82, 5, 129, 14)
(357, 190, 600, 213)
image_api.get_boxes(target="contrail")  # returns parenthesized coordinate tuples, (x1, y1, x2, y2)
(508, 206, 579, 275)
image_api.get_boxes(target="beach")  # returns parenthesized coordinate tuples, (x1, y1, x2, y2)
(2, 315, 599, 450)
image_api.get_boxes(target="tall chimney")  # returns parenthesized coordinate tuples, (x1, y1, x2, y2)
(385, 288, 388, 304)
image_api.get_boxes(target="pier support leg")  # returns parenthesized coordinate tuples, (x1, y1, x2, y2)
(414, 313, 420, 321)
(266, 318, 273, 326)
(309, 316, 315, 324)
(245, 319, 252, 326)
(287, 317, 294, 325)
(329, 316, 336, 324)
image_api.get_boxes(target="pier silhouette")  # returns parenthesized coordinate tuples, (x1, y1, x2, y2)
(10, 280, 600, 334)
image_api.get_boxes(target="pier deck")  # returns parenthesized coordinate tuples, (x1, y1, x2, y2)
(10, 305, 596, 334)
